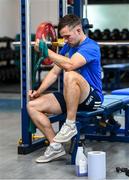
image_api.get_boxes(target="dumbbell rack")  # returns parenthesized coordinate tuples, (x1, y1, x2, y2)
(0, 37, 17, 83)
(98, 41, 129, 90)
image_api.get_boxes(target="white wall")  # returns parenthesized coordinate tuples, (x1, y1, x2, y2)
(30, 0, 59, 33)
(0, 0, 59, 38)
(87, 4, 129, 31)
(17, 0, 59, 36)
(0, 0, 18, 37)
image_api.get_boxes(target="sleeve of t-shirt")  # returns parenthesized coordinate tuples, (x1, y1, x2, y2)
(59, 43, 70, 56)
(77, 45, 100, 63)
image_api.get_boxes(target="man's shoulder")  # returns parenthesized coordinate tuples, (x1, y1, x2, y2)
(87, 37, 99, 46)
(81, 37, 100, 51)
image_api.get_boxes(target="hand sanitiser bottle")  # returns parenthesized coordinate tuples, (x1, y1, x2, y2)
(75, 141, 88, 177)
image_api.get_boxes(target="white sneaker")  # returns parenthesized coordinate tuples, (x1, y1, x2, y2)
(36, 144, 66, 163)
(53, 123, 77, 143)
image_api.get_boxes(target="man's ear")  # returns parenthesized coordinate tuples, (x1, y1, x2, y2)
(77, 26, 81, 34)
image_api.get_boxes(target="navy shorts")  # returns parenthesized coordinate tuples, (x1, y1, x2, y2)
(53, 87, 102, 113)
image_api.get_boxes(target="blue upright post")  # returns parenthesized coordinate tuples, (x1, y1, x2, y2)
(18, 0, 48, 154)
(124, 105, 129, 136)
(74, 0, 83, 18)
(59, 0, 64, 18)
(59, 0, 67, 18)
(19, 0, 32, 149)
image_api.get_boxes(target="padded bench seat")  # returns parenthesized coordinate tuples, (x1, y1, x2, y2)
(76, 95, 129, 123)
(112, 88, 129, 95)
(105, 94, 129, 104)
(50, 95, 127, 123)
(49, 94, 129, 164)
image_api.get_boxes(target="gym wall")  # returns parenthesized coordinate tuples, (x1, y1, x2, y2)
(30, 0, 58, 33)
(0, 0, 19, 37)
(0, 0, 59, 38)
(87, 4, 129, 31)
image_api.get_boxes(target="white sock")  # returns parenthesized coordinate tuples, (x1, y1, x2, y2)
(50, 142, 62, 150)
(66, 119, 76, 128)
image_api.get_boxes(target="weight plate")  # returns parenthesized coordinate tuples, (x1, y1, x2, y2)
(35, 22, 57, 65)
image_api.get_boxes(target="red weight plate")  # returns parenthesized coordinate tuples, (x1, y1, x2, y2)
(35, 22, 57, 65)
(67, 0, 74, 4)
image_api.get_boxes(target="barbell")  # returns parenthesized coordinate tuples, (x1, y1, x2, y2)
(13, 22, 64, 65)
(12, 38, 64, 47)
(12, 21, 129, 66)
(13, 21, 129, 47)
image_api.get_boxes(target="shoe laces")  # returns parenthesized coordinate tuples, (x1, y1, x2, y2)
(44, 145, 53, 156)
(60, 123, 72, 134)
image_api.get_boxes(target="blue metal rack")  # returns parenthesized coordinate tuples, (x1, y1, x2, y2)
(59, 0, 84, 19)
(18, 0, 32, 152)
(18, 0, 85, 155)
(74, 0, 84, 18)
(18, 0, 46, 154)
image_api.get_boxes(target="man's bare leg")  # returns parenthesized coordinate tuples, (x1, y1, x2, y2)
(53, 71, 90, 143)
(64, 71, 90, 120)
(27, 93, 62, 143)
(27, 93, 66, 163)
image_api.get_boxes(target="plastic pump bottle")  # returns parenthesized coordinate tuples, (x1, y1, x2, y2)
(75, 141, 88, 177)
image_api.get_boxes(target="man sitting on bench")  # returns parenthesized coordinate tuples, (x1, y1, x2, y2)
(27, 14, 103, 163)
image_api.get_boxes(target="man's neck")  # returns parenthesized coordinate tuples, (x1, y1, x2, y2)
(80, 34, 87, 44)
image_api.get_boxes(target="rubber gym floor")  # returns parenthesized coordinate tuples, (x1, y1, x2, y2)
(0, 92, 129, 180)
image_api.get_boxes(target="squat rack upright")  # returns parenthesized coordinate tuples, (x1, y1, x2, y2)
(18, 0, 86, 154)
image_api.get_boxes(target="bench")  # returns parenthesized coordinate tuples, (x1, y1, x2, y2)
(49, 94, 129, 164)
(103, 63, 129, 90)
(112, 88, 129, 95)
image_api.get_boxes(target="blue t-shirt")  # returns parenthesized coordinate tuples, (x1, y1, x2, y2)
(59, 37, 104, 103)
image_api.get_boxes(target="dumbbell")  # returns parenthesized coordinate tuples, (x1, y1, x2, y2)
(88, 30, 94, 39)
(93, 29, 102, 40)
(116, 167, 129, 177)
(108, 46, 117, 59)
(111, 28, 121, 40)
(102, 29, 111, 40)
(101, 46, 109, 59)
(121, 28, 129, 40)
(116, 46, 128, 59)
(116, 167, 128, 173)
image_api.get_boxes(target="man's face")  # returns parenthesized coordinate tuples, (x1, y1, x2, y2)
(59, 25, 81, 47)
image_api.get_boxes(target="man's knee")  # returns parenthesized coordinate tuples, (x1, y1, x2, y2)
(64, 71, 77, 85)
(27, 100, 35, 112)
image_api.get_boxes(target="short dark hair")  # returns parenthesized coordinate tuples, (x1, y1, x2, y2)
(58, 14, 82, 32)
